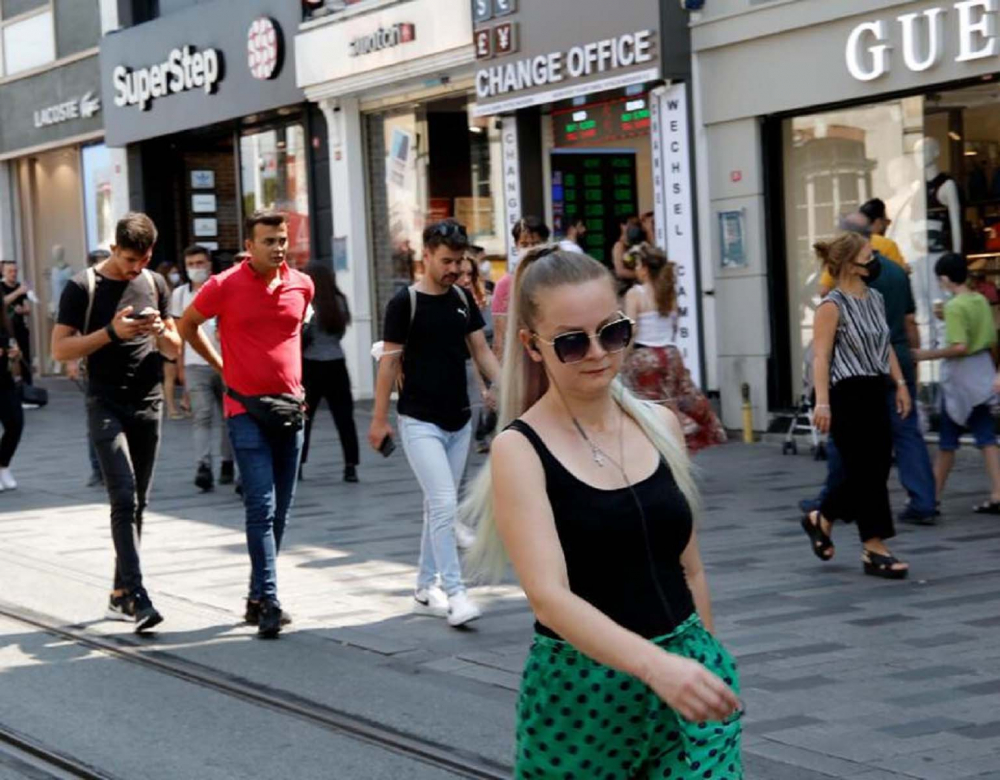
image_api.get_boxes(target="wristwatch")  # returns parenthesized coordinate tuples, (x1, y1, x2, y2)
(105, 322, 121, 344)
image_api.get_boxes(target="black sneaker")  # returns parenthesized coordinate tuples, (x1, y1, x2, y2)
(131, 590, 163, 634)
(245, 599, 292, 626)
(898, 506, 938, 526)
(219, 460, 235, 485)
(87, 470, 104, 487)
(106, 593, 135, 622)
(194, 463, 214, 492)
(257, 599, 283, 639)
(344, 465, 358, 483)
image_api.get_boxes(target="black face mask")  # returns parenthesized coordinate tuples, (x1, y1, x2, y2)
(857, 257, 882, 285)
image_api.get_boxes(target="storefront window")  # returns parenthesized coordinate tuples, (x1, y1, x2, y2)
(240, 123, 310, 268)
(782, 98, 927, 401)
(367, 95, 504, 334)
(1, 9, 55, 76)
(82, 144, 114, 252)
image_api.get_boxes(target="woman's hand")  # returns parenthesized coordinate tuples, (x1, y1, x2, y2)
(813, 404, 831, 434)
(896, 382, 912, 419)
(643, 651, 741, 723)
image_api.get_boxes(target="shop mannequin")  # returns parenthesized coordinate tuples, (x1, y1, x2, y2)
(917, 137, 962, 254)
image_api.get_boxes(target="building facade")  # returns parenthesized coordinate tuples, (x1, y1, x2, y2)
(296, 0, 696, 400)
(693, 0, 1000, 430)
(0, 0, 120, 376)
(98, 0, 328, 278)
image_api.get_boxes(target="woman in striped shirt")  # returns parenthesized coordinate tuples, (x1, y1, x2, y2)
(802, 232, 912, 579)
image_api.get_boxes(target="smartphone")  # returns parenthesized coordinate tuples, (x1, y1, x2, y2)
(127, 308, 157, 323)
(379, 434, 396, 458)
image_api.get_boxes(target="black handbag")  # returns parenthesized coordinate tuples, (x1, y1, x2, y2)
(226, 387, 304, 435)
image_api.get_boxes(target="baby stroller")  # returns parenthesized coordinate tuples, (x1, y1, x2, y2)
(782, 342, 828, 460)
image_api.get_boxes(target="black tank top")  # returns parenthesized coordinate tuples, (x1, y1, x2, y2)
(508, 419, 696, 640)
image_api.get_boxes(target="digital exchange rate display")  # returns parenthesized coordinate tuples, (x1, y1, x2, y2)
(551, 152, 638, 267)
(552, 95, 652, 148)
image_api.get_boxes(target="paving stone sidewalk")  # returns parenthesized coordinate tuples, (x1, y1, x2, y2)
(3, 380, 1000, 779)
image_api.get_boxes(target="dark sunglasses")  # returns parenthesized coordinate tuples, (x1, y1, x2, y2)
(429, 221, 469, 241)
(533, 317, 634, 364)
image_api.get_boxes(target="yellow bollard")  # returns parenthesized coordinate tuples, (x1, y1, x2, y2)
(741, 383, 754, 444)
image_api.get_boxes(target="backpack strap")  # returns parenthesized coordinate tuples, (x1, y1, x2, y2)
(452, 284, 471, 323)
(83, 267, 97, 335)
(142, 268, 158, 312)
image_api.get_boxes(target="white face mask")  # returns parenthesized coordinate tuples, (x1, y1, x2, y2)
(187, 267, 210, 284)
(168, 272, 181, 285)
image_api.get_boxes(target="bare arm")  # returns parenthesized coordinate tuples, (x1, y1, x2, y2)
(812, 301, 838, 408)
(468, 329, 501, 385)
(905, 314, 920, 350)
(368, 345, 402, 450)
(492, 314, 507, 361)
(492, 430, 739, 722)
(624, 285, 641, 323)
(914, 343, 967, 361)
(51, 306, 147, 362)
(3, 286, 25, 306)
(177, 305, 222, 373)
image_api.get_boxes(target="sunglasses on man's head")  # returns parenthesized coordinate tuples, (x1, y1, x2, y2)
(533, 316, 634, 364)
(430, 222, 469, 242)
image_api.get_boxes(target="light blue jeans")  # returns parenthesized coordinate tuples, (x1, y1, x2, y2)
(398, 415, 471, 596)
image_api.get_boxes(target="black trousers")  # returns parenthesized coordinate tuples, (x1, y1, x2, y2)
(302, 358, 360, 467)
(820, 376, 895, 542)
(0, 383, 23, 467)
(88, 396, 161, 593)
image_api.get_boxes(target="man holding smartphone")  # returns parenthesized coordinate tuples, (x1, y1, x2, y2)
(51, 213, 180, 632)
(369, 219, 501, 627)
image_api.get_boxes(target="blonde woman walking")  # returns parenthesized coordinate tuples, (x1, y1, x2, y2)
(464, 248, 742, 779)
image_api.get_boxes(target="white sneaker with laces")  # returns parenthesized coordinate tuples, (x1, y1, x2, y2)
(447, 590, 482, 627)
(454, 522, 477, 550)
(413, 585, 449, 618)
(0, 468, 17, 490)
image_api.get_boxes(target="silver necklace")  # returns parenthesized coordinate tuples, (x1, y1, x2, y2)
(570, 406, 625, 473)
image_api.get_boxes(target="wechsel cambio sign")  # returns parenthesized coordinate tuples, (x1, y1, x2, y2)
(847, 1, 1000, 81)
(113, 46, 222, 110)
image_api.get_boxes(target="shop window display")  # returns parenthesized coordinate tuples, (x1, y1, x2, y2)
(782, 81, 1000, 425)
(368, 97, 504, 335)
(240, 124, 311, 268)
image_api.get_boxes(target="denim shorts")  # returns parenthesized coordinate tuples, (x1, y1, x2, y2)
(515, 614, 742, 779)
(939, 403, 998, 451)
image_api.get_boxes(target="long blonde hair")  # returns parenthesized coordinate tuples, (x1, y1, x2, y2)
(462, 248, 702, 583)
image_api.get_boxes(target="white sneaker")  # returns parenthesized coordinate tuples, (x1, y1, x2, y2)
(447, 590, 482, 627)
(413, 585, 449, 618)
(454, 522, 477, 550)
(0, 468, 17, 490)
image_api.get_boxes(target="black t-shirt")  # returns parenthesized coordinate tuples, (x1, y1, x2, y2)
(384, 286, 485, 431)
(57, 268, 170, 405)
(1, 281, 28, 332)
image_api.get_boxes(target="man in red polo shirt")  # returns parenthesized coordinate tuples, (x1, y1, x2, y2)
(178, 211, 314, 638)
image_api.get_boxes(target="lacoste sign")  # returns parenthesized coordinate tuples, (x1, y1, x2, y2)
(33, 91, 101, 128)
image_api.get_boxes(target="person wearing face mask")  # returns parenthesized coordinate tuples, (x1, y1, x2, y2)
(157, 261, 187, 419)
(801, 215, 937, 526)
(804, 231, 912, 579)
(170, 246, 234, 492)
(914, 253, 1000, 515)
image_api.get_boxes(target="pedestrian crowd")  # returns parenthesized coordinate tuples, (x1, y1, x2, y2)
(6, 193, 999, 779)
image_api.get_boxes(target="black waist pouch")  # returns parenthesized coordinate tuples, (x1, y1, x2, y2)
(227, 388, 305, 435)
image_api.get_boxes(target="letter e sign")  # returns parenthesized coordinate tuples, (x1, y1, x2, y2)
(475, 29, 493, 59)
(494, 22, 517, 56)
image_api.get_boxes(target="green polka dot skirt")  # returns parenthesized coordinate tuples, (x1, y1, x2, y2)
(514, 613, 742, 779)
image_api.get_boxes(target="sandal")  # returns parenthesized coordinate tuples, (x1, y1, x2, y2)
(862, 550, 909, 580)
(973, 500, 1000, 515)
(801, 512, 835, 561)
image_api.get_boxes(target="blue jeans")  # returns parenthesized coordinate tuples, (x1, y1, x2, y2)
(227, 413, 303, 601)
(398, 415, 472, 596)
(817, 381, 936, 516)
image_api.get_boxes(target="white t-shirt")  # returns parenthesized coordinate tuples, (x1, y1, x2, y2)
(559, 238, 584, 254)
(170, 283, 219, 368)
